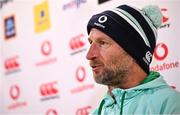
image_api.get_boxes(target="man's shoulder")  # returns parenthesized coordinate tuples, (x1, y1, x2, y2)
(148, 86, 180, 113)
(149, 85, 180, 104)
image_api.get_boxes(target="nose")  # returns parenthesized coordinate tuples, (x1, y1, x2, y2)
(86, 43, 99, 60)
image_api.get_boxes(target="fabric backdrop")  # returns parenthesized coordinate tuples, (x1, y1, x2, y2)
(0, 0, 179, 114)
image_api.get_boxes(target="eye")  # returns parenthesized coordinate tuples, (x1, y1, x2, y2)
(98, 40, 110, 48)
(99, 40, 106, 45)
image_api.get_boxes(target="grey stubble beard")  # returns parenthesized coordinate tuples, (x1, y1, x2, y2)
(94, 64, 129, 87)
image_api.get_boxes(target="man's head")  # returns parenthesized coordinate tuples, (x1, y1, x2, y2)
(86, 4, 162, 74)
(86, 28, 136, 86)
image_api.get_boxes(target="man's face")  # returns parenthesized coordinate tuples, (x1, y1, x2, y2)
(86, 28, 134, 86)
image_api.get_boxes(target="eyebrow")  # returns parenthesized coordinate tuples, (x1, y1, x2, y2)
(88, 36, 113, 43)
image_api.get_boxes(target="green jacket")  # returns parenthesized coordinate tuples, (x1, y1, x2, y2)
(91, 72, 180, 114)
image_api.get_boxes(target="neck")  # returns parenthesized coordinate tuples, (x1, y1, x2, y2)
(108, 63, 147, 94)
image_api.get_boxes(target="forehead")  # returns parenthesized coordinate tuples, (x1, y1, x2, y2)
(89, 28, 114, 42)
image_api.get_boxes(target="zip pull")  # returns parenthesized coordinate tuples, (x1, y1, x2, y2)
(120, 91, 126, 115)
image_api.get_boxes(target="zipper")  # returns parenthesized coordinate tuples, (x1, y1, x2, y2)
(120, 91, 126, 115)
(98, 100, 105, 114)
(97, 91, 126, 115)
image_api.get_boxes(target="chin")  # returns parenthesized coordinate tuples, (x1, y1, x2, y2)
(93, 76, 104, 84)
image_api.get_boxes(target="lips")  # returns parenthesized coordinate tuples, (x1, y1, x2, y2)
(91, 64, 101, 68)
(90, 64, 103, 72)
(89, 60, 103, 71)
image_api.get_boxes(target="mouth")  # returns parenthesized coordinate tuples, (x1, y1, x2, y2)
(91, 65, 96, 69)
(90, 64, 102, 71)
(89, 60, 103, 72)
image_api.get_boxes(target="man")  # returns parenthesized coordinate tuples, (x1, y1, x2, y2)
(86, 4, 180, 114)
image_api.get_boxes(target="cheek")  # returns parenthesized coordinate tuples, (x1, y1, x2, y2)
(100, 46, 127, 66)
(103, 50, 132, 68)
(103, 52, 120, 67)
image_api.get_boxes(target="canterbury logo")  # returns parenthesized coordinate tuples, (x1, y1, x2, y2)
(69, 34, 85, 50)
(143, 51, 152, 65)
(40, 81, 58, 96)
(76, 106, 92, 115)
(4, 56, 20, 72)
(145, 51, 152, 63)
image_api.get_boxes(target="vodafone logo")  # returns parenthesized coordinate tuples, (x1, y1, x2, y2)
(98, 15, 107, 23)
(36, 40, 57, 66)
(46, 109, 58, 115)
(154, 43, 168, 61)
(76, 66, 86, 82)
(71, 66, 94, 93)
(9, 85, 20, 100)
(161, 8, 169, 23)
(41, 41, 52, 56)
(40, 81, 58, 97)
(76, 106, 92, 115)
(71, 66, 94, 94)
(8, 84, 27, 110)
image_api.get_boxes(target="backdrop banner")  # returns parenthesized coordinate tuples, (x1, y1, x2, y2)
(0, 0, 180, 114)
